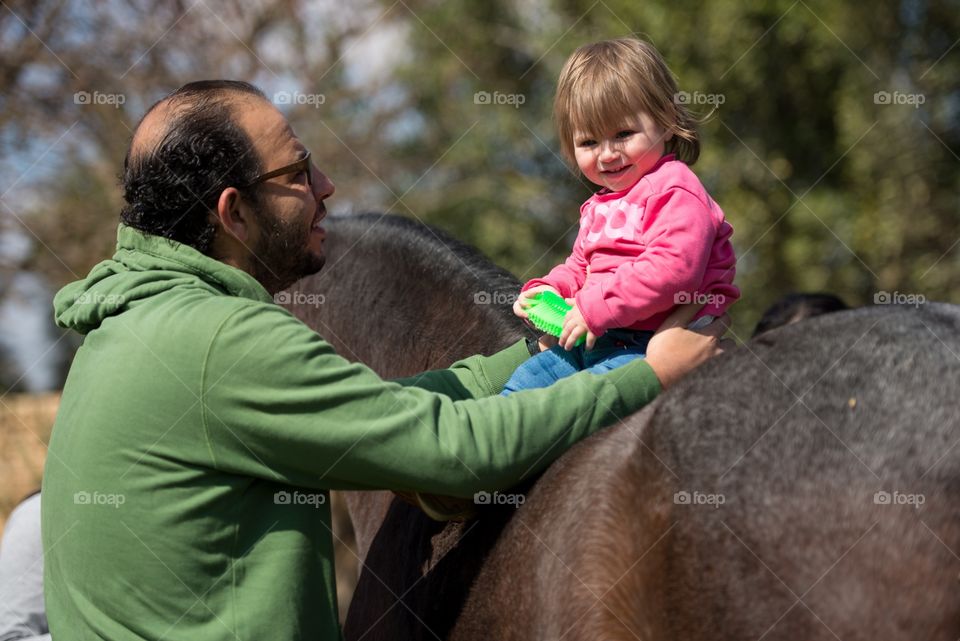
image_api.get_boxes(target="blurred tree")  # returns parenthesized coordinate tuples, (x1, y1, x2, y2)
(370, 0, 590, 283)
(0, 0, 416, 385)
(0, 341, 26, 394)
(0, 0, 957, 384)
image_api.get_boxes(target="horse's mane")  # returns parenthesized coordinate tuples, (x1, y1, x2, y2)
(289, 213, 535, 375)
(326, 213, 521, 295)
(320, 213, 532, 348)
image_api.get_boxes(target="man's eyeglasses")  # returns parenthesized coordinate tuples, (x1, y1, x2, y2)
(243, 151, 313, 189)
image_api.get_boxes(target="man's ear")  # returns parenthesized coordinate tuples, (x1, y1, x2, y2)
(215, 187, 256, 243)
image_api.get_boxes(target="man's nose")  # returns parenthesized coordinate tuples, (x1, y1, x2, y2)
(311, 166, 335, 199)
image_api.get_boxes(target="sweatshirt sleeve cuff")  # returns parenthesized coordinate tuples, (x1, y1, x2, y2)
(478, 339, 533, 393)
(602, 358, 662, 414)
(393, 340, 530, 399)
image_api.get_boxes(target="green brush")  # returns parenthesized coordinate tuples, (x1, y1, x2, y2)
(525, 291, 584, 346)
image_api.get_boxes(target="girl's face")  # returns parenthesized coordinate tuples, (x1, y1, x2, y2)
(573, 111, 672, 192)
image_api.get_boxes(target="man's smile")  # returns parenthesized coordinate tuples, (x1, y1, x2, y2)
(311, 204, 327, 239)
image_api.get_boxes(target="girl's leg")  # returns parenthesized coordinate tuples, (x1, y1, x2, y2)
(583, 348, 647, 375)
(582, 330, 651, 374)
(501, 345, 582, 395)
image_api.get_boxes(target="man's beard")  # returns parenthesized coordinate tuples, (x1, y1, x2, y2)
(249, 206, 325, 295)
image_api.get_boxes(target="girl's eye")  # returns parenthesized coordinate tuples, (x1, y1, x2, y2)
(576, 138, 597, 148)
(615, 130, 636, 139)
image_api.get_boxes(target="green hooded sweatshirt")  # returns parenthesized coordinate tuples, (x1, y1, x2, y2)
(43, 225, 661, 640)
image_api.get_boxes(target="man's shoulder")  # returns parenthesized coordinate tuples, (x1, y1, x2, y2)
(194, 293, 326, 359)
(161, 290, 306, 353)
(92, 286, 298, 366)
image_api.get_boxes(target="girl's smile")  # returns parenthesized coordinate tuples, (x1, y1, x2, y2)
(574, 111, 672, 192)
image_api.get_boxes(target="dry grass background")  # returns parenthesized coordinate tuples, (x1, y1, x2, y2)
(0, 393, 359, 622)
(0, 393, 58, 534)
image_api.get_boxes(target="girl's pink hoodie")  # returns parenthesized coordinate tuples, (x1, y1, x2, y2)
(523, 154, 739, 334)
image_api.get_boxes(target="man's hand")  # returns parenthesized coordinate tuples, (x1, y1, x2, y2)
(644, 304, 732, 389)
(512, 285, 559, 320)
(559, 301, 598, 351)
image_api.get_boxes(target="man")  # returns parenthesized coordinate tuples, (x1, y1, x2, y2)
(42, 80, 726, 640)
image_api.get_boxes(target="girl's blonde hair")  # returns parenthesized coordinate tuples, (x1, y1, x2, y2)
(553, 38, 700, 166)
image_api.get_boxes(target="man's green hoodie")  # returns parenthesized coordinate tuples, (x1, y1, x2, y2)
(43, 225, 661, 640)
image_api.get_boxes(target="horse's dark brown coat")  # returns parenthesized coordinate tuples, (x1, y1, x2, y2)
(288, 214, 960, 641)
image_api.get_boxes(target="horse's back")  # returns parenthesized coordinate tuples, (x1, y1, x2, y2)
(655, 303, 960, 639)
(454, 304, 960, 640)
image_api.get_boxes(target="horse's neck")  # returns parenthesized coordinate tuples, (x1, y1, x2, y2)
(293, 216, 526, 377)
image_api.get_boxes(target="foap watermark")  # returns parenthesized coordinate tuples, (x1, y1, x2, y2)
(74, 490, 126, 508)
(274, 291, 326, 307)
(74, 90, 126, 108)
(473, 490, 525, 508)
(274, 490, 327, 508)
(75, 292, 125, 306)
(474, 90, 526, 109)
(674, 291, 726, 306)
(473, 290, 518, 305)
(874, 90, 925, 108)
(274, 91, 326, 108)
(874, 490, 925, 507)
(674, 91, 725, 107)
(673, 490, 725, 509)
(873, 291, 925, 308)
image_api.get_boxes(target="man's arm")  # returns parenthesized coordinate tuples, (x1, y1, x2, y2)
(391, 339, 531, 400)
(200, 305, 660, 498)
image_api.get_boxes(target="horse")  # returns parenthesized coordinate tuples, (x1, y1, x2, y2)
(286, 213, 960, 640)
(284, 213, 534, 637)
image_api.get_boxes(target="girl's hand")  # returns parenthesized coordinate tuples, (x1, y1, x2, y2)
(537, 334, 558, 351)
(512, 285, 559, 320)
(559, 301, 598, 351)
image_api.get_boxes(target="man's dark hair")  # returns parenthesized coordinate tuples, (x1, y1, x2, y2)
(752, 292, 850, 337)
(120, 80, 267, 253)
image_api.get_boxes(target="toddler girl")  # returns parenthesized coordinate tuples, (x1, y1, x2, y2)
(504, 38, 739, 394)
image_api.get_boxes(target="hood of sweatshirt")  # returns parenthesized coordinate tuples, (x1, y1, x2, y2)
(54, 225, 272, 335)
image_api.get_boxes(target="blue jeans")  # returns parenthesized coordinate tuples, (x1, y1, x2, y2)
(502, 329, 653, 395)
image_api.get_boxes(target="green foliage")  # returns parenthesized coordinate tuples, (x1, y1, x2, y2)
(367, 0, 960, 339)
